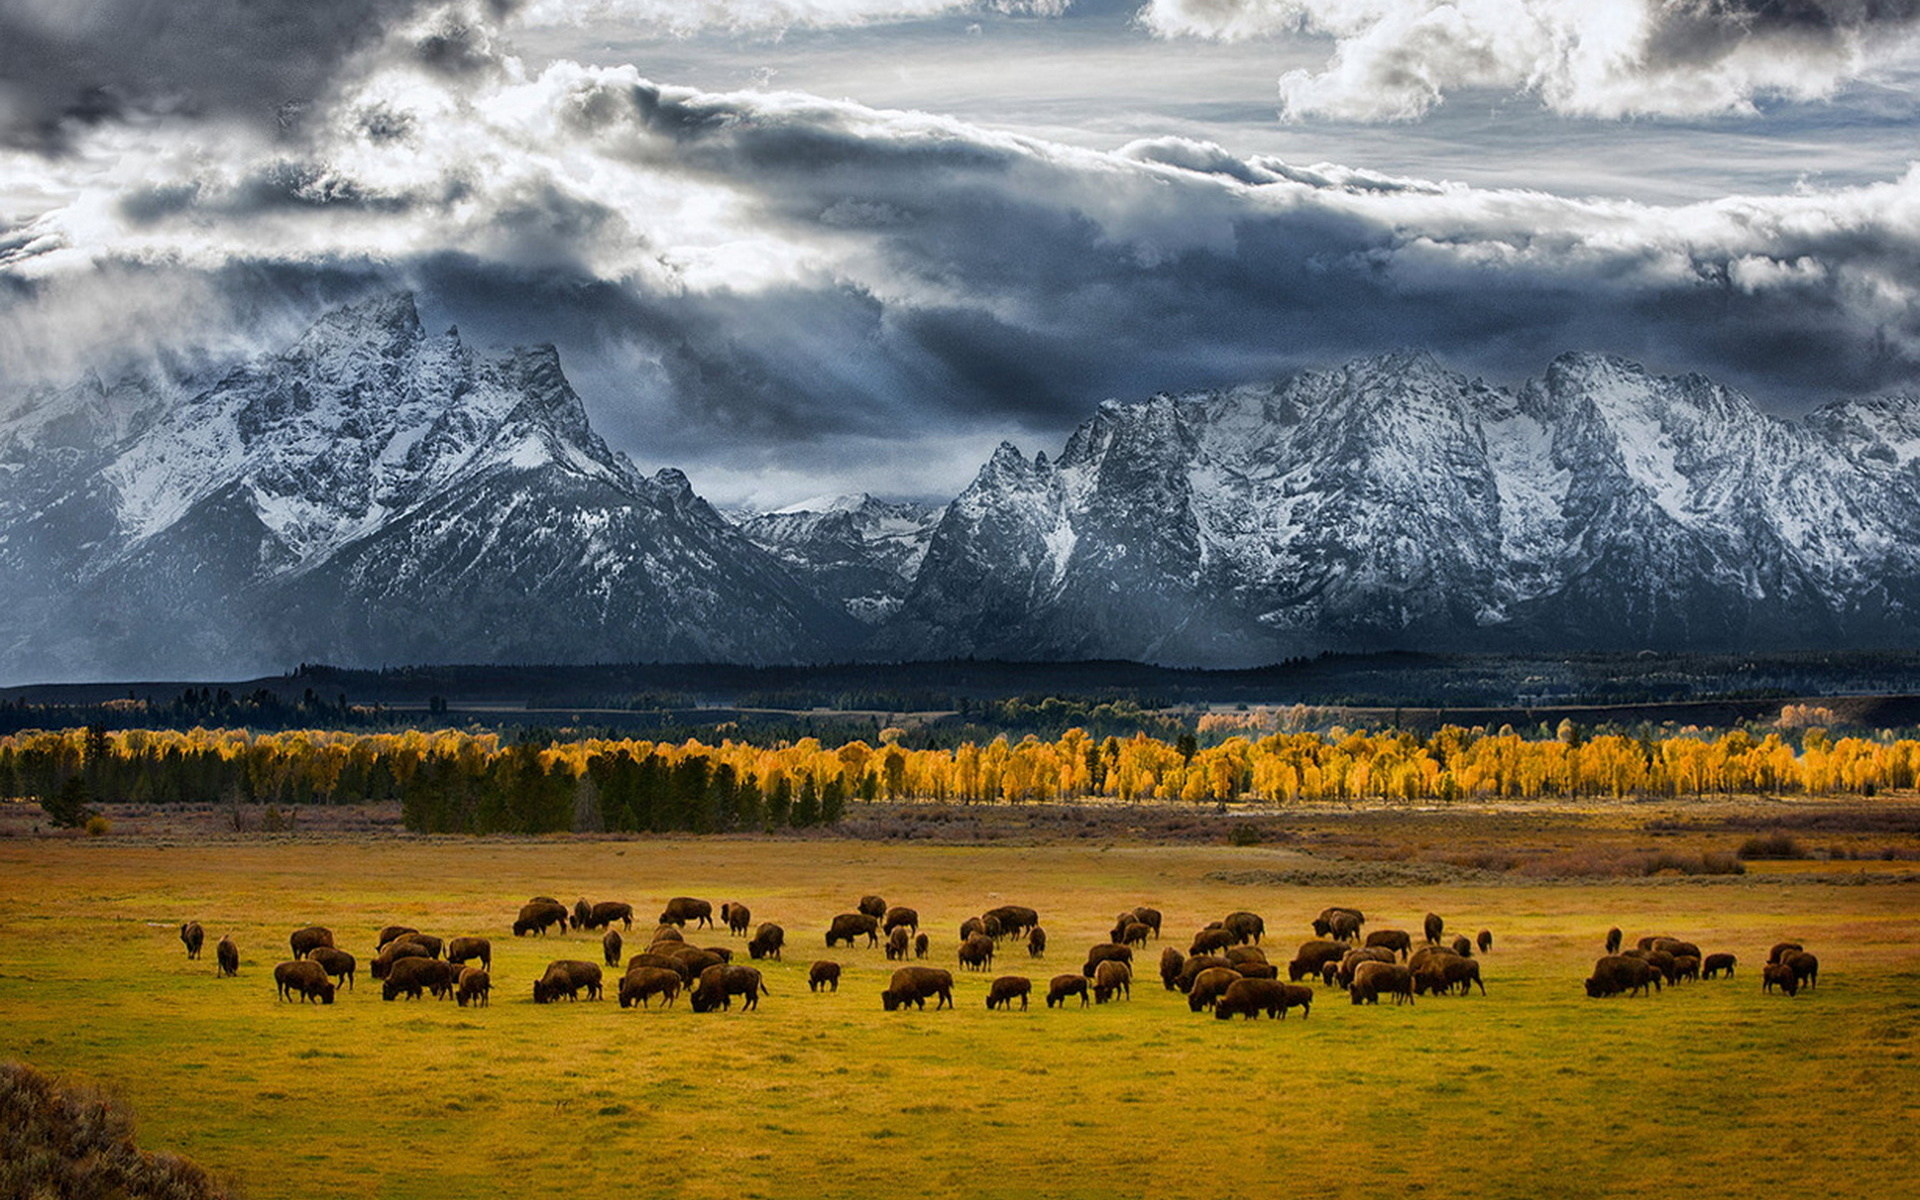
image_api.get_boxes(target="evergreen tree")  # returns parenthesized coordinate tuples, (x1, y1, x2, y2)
(792, 775, 820, 827)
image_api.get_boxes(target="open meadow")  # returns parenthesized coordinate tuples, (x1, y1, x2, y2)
(3, 806, 1919, 1200)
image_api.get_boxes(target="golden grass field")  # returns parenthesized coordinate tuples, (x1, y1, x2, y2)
(2, 807, 1918, 1200)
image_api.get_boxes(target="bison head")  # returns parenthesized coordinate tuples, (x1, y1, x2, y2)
(880, 990, 900, 1012)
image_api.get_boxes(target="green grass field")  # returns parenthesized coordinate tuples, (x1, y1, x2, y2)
(2, 832, 1917, 1199)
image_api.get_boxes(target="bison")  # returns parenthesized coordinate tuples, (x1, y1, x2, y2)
(986, 976, 1032, 1011)
(1118, 922, 1152, 948)
(809, 961, 842, 992)
(1768, 941, 1805, 965)
(1585, 955, 1658, 998)
(1215, 979, 1308, 1020)
(1424, 913, 1445, 944)
(456, 967, 491, 1008)
(883, 906, 919, 934)
(827, 912, 880, 948)
(670, 947, 725, 978)
(583, 902, 634, 931)
(307, 946, 353, 990)
(1477, 929, 1493, 954)
(370, 939, 431, 980)
(858, 895, 888, 920)
(376, 924, 418, 949)
(1334, 948, 1397, 988)
(690, 964, 766, 1013)
(1350, 961, 1414, 1006)
(383, 956, 458, 1001)
(180, 922, 204, 960)
(1762, 962, 1799, 996)
(1159, 946, 1186, 991)
(603, 929, 624, 968)
(958, 933, 995, 972)
(984, 905, 1039, 937)
(532, 960, 604, 1003)
(1288, 940, 1349, 983)
(1365, 929, 1412, 960)
(914, 933, 929, 959)
(959, 916, 986, 942)
(619, 966, 681, 1008)
(882, 966, 954, 1011)
(651, 925, 686, 945)
(273, 960, 335, 1004)
(1671, 955, 1701, 983)
(1027, 927, 1046, 958)
(749, 923, 785, 961)
(573, 898, 592, 930)
(215, 936, 239, 978)
(446, 936, 491, 972)
(1092, 960, 1131, 1003)
(1045, 973, 1090, 1009)
(1449, 934, 1474, 959)
(1785, 951, 1819, 991)
(289, 926, 334, 960)
(1082, 943, 1132, 978)
(1313, 907, 1364, 941)
(1703, 953, 1737, 980)
(514, 900, 569, 937)
(1187, 967, 1243, 1013)
(720, 902, 752, 937)
(1606, 927, 1623, 955)
(659, 898, 713, 929)
(628, 952, 690, 979)
(1190, 928, 1238, 957)
(887, 927, 911, 961)
(1222, 911, 1265, 945)
(1130, 907, 1163, 938)
(1176, 955, 1235, 993)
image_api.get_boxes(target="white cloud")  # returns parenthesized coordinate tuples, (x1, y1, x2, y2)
(516, 0, 1070, 35)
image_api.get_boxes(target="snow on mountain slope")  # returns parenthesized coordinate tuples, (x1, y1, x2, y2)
(736, 493, 943, 624)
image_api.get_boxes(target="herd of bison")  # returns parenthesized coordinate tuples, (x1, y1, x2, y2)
(171, 892, 1822, 1019)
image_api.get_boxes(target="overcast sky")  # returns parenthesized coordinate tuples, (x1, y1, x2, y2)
(3, 1, 1919, 507)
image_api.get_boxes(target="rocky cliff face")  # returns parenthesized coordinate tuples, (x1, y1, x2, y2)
(735, 494, 942, 624)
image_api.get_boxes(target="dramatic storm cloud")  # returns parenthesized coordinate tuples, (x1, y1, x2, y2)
(2, 2, 1917, 503)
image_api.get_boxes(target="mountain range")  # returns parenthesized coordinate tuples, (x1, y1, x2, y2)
(4, 293, 1919, 681)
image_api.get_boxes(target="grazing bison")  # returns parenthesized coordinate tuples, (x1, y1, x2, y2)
(883, 906, 919, 934)
(376, 925, 418, 950)
(619, 966, 681, 1008)
(1350, 961, 1414, 1006)
(533, 960, 604, 1003)
(749, 923, 785, 961)
(307, 946, 353, 990)
(1222, 911, 1266, 945)
(986, 976, 1032, 1011)
(603, 929, 624, 968)
(915, 933, 929, 959)
(1190, 928, 1237, 957)
(958, 933, 996, 972)
(659, 898, 713, 929)
(1312, 907, 1363, 941)
(720, 902, 752, 937)
(583, 902, 634, 931)
(514, 900, 569, 937)
(1288, 940, 1350, 983)
(670, 948, 725, 978)
(573, 898, 592, 930)
(1119, 922, 1153, 949)
(1671, 955, 1701, 983)
(180, 922, 204, 960)
(809, 961, 842, 992)
(1365, 930, 1412, 960)
(1131, 907, 1163, 938)
(370, 940, 431, 980)
(959, 916, 987, 942)
(1334, 948, 1397, 989)
(858, 895, 888, 920)
(1703, 953, 1737, 980)
(985, 905, 1040, 937)
(289, 926, 334, 960)
(456, 967, 491, 1008)
(273, 960, 335, 1004)
(1605, 927, 1623, 954)
(1449, 934, 1474, 958)
(690, 964, 766, 1013)
(1768, 941, 1805, 965)
(628, 952, 689, 979)
(1159, 946, 1186, 991)
(1092, 960, 1132, 1003)
(1762, 962, 1799, 996)
(384, 957, 459, 1001)
(1651, 938, 1702, 962)
(394, 933, 442, 958)
(1215, 979, 1309, 1020)
(1187, 967, 1243, 1013)
(1027, 927, 1046, 958)
(446, 937, 491, 972)
(887, 927, 912, 961)
(982, 915, 1004, 941)
(1477, 929, 1493, 954)
(1424, 913, 1445, 944)
(1420, 954, 1485, 997)
(882, 966, 955, 1011)
(1045, 973, 1090, 1009)
(1786, 951, 1819, 991)
(827, 913, 881, 949)
(1082, 943, 1132, 978)
(215, 936, 240, 978)
(1585, 955, 1658, 998)
(1176, 955, 1235, 993)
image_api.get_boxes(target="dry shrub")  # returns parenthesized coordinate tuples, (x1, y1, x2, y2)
(1737, 832, 1808, 860)
(0, 1060, 235, 1199)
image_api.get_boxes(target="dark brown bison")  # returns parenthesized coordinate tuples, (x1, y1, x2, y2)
(1224, 945, 1269, 967)
(1176, 955, 1234, 993)
(370, 939, 431, 980)
(1215, 979, 1310, 1020)
(650, 925, 686, 945)
(1605, 927, 1623, 955)
(886, 927, 911, 960)
(1671, 955, 1701, 983)
(572, 898, 592, 930)
(858, 895, 888, 920)
(1626, 948, 1679, 986)
(1092, 960, 1131, 1003)
(514, 900, 569, 937)
(582, 902, 634, 931)
(456, 967, 491, 1008)
(273, 960, 335, 1004)
(1118, 922, 1153, 948)
(1424, 912, 1445, 944)
(1762, 962, 1799, 996)
(749, 923, 785, 961)
(1476, 929, 1493, 954)
(882, 966, 954, 1011)
(395, 933, 442, 958)
(446, 937, 491, 972)
(958, 933, 996, 971)
(1222, 911, 1266, 945)
(619, 966, 681, 1008)
(659, 898, 713, 929)
(1187, 967, 1243, 1012)
(670, 947, 726, 978)
(702, 943, 735, 963)
(1190, 928, 1237, 957)
(1313, 907, 1364, 941)
(1159, 946, 1186, 991)
(883, 906, 919, 934)
(1768, 941, 1805, 965)
(1131, 907, 1163, 938)
(180, 922, 204, 960)
(827, 912, 881, 948)
(1419, 954, 1485, 997)
(628, 951, 689, 979)
(376, 925, 417, 950)
(307, 946, 353, 990)
(1233, 962, 1279, 980)
(602, 929, 624, 967)
(215, 936, 239, 978)
(1109, 913, 1135, 943)
(720, 902, 752, 936)
(982, 914, 1004, 941)
(809, 961, 841, 992)
(1650, 938, 1702, 962)
(1334, 948, 1397, 988)
(986, 976, 1032, 1010)
(984, 905, 1040, 937)
(383, 957, 459, 1001)
(289, 926, 334, 959)
(1365, 929, 1412, 959)
(690, 964, 766, 1012)
(533, 960, 603, 1003)
(1703, 953, 1737, 979)
(1585, 955, 1658, 998)
(1449, 934, 1474, 958)
(914, 933, 929, 959)
(1027, 927, 1046, 958)
(1045, 973, 1090, 1008)
(959, 916, 987, 941)
(1349, 961, 1414, 1006)
(1288, 940, 1350, 982)
(1082, 943, 1132, 978)
(1785, 951, 1819, 990)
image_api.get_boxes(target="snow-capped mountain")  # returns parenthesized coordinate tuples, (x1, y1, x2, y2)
(0, 295, 856, 680)
(735, 494, 943, 624)
(876, 351, 1920, 665)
